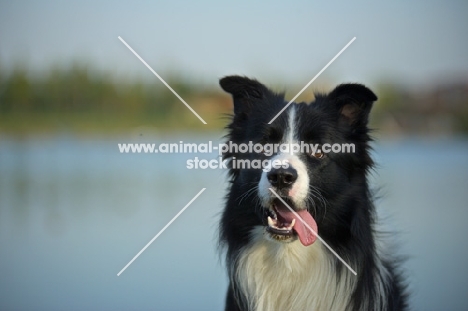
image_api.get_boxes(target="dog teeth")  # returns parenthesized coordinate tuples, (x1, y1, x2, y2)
(289, 219, 296, 229)
(268, 216, 295, 231)
(268, 216, 275, 227)
(285, 218, 296, 230)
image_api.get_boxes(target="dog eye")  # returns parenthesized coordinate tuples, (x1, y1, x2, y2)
(254, 145, 265, 154)
(253, 143, 270, 156)
(313, 151, 325, 159)
(309, 149, 325, 159)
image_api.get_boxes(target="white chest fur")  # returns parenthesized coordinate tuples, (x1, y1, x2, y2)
(233, 227, 354, 311)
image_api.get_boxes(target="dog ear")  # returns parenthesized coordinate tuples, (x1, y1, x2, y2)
(219, 76, 269, 115)
(328, 83, 377, 127)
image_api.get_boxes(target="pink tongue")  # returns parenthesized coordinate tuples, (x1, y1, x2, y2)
(276, 205, 318, 246)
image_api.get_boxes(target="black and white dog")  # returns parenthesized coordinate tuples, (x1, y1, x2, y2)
(218, 76, 407, 311)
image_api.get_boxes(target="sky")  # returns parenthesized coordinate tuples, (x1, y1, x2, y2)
(1, 0, 467, 88)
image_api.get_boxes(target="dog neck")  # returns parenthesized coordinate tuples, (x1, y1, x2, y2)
(232, 226, 355, 311)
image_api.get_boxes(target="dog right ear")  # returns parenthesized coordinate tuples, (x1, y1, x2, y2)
(219, 76, 269, 115)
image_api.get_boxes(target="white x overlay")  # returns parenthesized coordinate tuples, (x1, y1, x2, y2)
(268, 37, 356, 124)
(116, 36, 357, 277)
(118, 36, 207, 124)
(269, 188, 357, 276)
(117, 188, 206, 276)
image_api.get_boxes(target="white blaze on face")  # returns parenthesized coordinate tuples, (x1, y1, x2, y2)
(258, 105, 309, 209)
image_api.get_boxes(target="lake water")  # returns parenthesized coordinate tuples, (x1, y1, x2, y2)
(1, 134, 467, 310)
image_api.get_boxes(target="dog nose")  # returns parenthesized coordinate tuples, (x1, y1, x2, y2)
(267, 167, 298, 188)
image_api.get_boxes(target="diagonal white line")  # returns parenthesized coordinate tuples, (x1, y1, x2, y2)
(118, 36, 207, 125)
(117, 188, 206, 276)
(268, 37, 356, 124)
(268, 188, 357, 276)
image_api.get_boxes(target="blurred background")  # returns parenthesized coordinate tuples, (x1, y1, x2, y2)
(1, 1, 467, 310)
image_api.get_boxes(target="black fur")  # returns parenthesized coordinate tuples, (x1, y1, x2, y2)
(219, 76, 407, 311)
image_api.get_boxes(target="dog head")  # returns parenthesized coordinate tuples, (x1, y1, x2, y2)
(220, 76, 377, 246)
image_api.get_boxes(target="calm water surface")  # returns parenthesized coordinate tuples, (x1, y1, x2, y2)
(0, 134, 467, 310)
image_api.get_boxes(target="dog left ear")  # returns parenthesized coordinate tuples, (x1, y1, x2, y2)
(328, 84, 377, 127)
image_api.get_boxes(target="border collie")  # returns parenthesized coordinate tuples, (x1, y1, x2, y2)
(218, 76, 407, 311)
